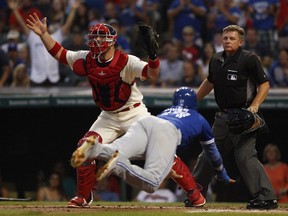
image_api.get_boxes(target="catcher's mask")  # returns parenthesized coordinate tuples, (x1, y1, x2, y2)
(227, 108, 265, 134)
(172, 87, 197, 109)
(87, 23, 117, 58)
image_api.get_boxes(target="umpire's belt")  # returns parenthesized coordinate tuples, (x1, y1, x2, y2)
(118, 103, 141, 112)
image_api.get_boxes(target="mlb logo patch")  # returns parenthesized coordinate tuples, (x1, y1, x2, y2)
(227, 74, 237, 81)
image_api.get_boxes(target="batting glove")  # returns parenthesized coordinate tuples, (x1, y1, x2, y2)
(215, 167, 232, 183)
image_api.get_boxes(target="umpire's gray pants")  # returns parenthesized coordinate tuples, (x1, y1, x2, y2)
(192, 111, 276, 201)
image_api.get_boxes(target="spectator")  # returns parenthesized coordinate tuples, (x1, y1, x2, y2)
(180, 60, 202, 87)
(17, 43, 30, 71)
(145, 0, 161, 34)
(88, 8, 104, 28)
(196, 42, 216, 80)
(247, 0, 279, 56)
(7, 43, 23, 67)
(93, 177, 120, 201)
(207, 0, 240, 35)
(108, 19, 131, 54)
(103, 2, 121, 23)
(135, 178, 177, 203)
(180, 26, 202, 63)
(46, 0, 66, 34)
(10, 63, 30, 87)
(118, 0, 147, 55)
(159, 43, 183, 87)
(243, 28, 270, 59)
(7, 0, 80, 86)
(268, 48, 288, 87)
(0, 9, 8, 45)
(35, 0, 51, 18)
(119, 0, 147, 34)
(0, 48, 12, 87)
(85, 0, 105, 12)
(53, 162, 77, 200)
(167, 0, 207, 41)
(36, 172, 68, 201)
(212, 31, 224, 53)
(1, 29, 25, 53)
(73, 2, 90, 33)
(237, 0, 251, 28)
(263, 143, 288, 203)
(3, 43, 23, 86)
(276, 0, 288, 50)
(8, 0, 43, 32)
(60, 26, 87, 86)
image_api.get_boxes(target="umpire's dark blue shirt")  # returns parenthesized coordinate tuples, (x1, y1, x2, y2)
(207, 47, 269, 110)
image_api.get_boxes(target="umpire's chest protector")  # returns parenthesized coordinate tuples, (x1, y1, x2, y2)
(86, 50, 131, 111)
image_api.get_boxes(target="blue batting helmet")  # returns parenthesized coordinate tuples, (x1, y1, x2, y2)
(172, 87, 197, 109)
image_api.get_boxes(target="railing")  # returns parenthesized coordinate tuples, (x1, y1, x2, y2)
(1, 87, 288, 109)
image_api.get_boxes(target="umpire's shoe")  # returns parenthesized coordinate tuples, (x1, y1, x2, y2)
(96, 151, 119, 181)
(246, 199, 278, 210)
(71, 135, 99, 168)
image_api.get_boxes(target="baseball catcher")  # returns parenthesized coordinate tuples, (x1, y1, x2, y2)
(137, 22, 159, 60)
(227, 108, 265, 134)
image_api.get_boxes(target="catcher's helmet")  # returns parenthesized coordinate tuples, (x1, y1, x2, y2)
(227, 108, 265, 134)
(172, 87, 197, 109)
(87, 23, 117, 58)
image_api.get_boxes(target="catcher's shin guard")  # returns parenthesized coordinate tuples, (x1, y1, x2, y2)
(76, 161, 96, 200)
(170, 156, 203, 205)
(76, 131, 102, 200)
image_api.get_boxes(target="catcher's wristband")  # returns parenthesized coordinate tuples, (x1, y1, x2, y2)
(48, 42, 61, 56)
(148, 58, 159, 69)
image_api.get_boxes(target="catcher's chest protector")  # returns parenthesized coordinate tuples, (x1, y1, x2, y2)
(86, 50, 131, 111)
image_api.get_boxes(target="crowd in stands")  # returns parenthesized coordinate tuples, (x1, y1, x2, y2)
(0, 0, 288, 88)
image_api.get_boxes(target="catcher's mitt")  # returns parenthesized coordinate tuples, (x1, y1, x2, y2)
(227, 108, 265, 134)
(137, 23, 159, 57)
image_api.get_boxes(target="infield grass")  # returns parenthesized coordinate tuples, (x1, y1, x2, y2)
(0, 201, 287, 216)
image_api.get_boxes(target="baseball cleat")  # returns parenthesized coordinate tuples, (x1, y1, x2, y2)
(67, 195, 92, 208)
(185, 191, 206, 207)
(71, 136, 97, 168)
(96, 150, 119, 181)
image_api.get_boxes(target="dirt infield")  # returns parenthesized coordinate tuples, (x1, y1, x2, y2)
(0, 203, 287, 214)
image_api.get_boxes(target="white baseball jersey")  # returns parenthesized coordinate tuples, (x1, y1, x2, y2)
(65, 50, 151, 143)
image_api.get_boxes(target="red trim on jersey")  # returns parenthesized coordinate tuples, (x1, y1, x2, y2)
(59, 48, 68, 64)
(148, 58, 160, 69)
(142, 65, 148, 78)
(48, 42, 61, 56)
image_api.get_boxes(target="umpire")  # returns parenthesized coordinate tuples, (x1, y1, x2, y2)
(192, 25, 278, 209)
